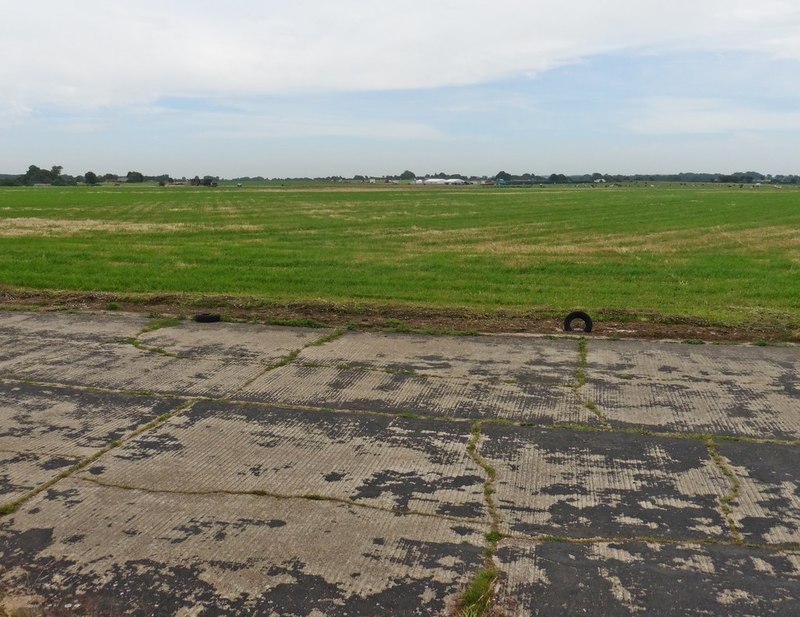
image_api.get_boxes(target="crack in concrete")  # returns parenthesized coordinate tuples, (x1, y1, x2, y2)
(706, 437, 745, 544)
(4, 374, 798, 448)
(499, 531, 800, 553)
(121, 336, 183, 359)
(572, 337, 612, 430)
(0, 376, 190, 403)
(456, 421, 503, 616)
(235, 328, 346, 392)
(71, 474, 486, 528)
(0, 399, 200, 518)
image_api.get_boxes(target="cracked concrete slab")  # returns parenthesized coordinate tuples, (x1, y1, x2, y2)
(0, 311, 147, 342)
(0, 479, 486, 616)
(78, 401, 489, 520)
(584, 340, 800, 439)
(0, 451, 80, 506)
(297, 331, 578, 384)
(0, 381, 180, 507)
(138, 321, 335, 363)
(9, 344, 269, 399)
(494, 540, 800, 616)
(0, 310, 798, 614)
(718, 440, 800, 545)
(481, 424, 731, 541)
(240, 364, 591, 423)
(0, 314, 333, 399)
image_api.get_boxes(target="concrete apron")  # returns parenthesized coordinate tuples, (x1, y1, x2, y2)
(0, 311, 798, 615)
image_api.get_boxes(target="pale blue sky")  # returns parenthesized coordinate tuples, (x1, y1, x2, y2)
(2, 1, 799, 178)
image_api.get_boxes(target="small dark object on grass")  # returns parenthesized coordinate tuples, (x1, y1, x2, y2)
(564, 311, 593, 333)
(194, 313, 221, 323)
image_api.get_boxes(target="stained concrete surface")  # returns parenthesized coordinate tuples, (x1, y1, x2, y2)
(239, 364, 592, 423)
(481, 424, 731, 541)
(2, 480, 486, 616)
(0, 382, 181, 504)
(494, 540, 800, 616)
(584, 339, 800, 439)
(0, 311, 798, 615)
(719, 439, 800, 545)
(80, 402, 490, 520)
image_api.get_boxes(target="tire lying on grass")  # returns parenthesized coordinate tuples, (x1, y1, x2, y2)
(193, 313, 221, 323)
(564, 311, 593, 333)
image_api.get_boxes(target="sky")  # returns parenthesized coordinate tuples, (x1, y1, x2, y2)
(1, 0, 799, 178)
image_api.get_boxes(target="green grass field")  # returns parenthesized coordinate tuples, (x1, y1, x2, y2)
(1, 183, 798, 330)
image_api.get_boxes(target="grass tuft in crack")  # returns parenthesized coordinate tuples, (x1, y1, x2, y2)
(141, 315, 182, 333)
(457, 568, 499, 617)
(308, 327, 346, 347)
(123, 337, 179, 358)
(706, 438, 744, 544)
(572, 337, 611, 429)
(456, 422, 502, 616)
(574, 336, 588, 388)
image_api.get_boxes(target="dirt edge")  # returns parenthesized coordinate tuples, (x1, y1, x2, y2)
(0, 287, 797, 344)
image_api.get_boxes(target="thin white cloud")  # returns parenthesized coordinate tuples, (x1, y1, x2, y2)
(204, 116, 446, 141)
(2, 1, 799, 112)
(629, 97, 800, 134)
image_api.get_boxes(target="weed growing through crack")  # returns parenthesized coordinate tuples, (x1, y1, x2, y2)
(706, 438, 744, 544)
(308, 328, 346, 347)
(571, 337, 611, 429)
(457, 567, 499, 617)
(267, 317, 328, 328)
(141, 315, 182, 333)
(267, 349, 300, 370)
(457, 422, 502, 616)
(574, 337, 588, 388)
(123, 337, 179, 358)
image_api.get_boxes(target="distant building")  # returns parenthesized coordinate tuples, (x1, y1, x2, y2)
(423, 178, 466, 185)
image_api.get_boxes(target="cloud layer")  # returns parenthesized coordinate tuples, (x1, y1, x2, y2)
(2, 1, 799, 176)
(3, 0, 800, 111)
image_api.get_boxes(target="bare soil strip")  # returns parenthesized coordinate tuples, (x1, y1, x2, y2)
(1, 287, 797, 343)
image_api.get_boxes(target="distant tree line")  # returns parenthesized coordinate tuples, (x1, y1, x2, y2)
(2, 164, 799, 187)
(0, 164, 178, 187)
(0, 165, 74, 186)
(189, 175, 219, 187)
(258, 170, 800, 185)
(485, 170, 800, 185)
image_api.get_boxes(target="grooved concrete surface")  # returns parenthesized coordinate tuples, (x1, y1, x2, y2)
(0, 311, 798, 616)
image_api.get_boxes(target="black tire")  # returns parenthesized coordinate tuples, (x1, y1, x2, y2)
(193, 313, 221, 323)
(564, 311, 593, 333)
